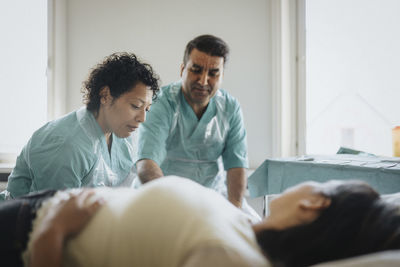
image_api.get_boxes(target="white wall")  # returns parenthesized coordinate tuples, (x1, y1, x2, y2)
(62, 0, 273, 168)
(306, 0, 400, 156)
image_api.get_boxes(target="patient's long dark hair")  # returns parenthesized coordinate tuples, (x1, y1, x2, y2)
(256, 181, 400, 267)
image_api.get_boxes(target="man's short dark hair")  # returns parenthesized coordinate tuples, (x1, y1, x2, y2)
(183, 34, 229, 66)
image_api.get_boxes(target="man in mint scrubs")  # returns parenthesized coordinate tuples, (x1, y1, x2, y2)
(136, 35, 248, 208)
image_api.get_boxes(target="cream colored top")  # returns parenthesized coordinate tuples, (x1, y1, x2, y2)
(24, 176, 269, 267)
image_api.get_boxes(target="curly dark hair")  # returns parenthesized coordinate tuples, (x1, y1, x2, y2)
(183, 34, 229, 66)
(82, 52, 160, 113)
(256, 181, 400, 267)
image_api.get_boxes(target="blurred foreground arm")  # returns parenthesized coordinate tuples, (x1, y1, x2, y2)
(227, 168, 247, 208)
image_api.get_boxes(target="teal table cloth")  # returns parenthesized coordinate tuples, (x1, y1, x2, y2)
(248, 155, 400, 197)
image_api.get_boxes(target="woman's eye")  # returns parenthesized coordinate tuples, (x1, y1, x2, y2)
(131, 104, 140, 110)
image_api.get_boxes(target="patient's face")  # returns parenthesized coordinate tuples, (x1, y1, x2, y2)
(98, 82, 153, 138)
(267, 181, 332, 230)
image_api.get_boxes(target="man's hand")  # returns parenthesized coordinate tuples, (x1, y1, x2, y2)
(227, 168, 247, 208)
(136, 159, 164, 184)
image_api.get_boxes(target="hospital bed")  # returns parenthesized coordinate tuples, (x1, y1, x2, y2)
(248, 153, 400, 266)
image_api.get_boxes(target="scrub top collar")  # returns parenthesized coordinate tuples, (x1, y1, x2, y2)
(76, 107, 113, 165)
(179, 84, 217, 124)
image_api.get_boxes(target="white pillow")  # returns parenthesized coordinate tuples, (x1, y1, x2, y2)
(311, 250, 400, 267)
(381, 192, 400, 206)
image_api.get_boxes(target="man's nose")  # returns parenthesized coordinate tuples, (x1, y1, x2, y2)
(198, 71, 209, 86)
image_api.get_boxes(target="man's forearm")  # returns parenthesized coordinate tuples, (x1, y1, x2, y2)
(136, 159, 164, 183)
(227, 167, 247, 208)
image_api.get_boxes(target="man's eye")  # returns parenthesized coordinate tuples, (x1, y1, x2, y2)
(190, 68, 201, 74)
(209, 71, 219, 77)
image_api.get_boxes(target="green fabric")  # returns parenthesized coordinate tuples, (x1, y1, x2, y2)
(248, 154, 400, 197)
(137, 81, 248, 190)
(4, 107, 136, 199)
(336, 146, 376, 156)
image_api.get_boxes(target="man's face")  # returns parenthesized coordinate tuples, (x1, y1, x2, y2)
(180, 48, 224, 107)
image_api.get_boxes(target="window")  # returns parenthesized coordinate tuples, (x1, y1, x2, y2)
(305, 0, 400, 156)
(0, 0, 48, 162)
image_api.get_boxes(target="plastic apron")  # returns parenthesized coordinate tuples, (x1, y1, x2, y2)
(159, 86, 230, 194)
(64, 107, 137, 188)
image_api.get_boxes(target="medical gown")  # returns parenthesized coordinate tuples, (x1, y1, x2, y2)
(4, 107, 136, 199)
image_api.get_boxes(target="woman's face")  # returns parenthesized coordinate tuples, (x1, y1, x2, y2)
(266, 181, 334, 230)
(98, 82, 153, 138)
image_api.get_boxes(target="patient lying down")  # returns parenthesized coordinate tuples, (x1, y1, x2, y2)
(3, 176, 400, 267)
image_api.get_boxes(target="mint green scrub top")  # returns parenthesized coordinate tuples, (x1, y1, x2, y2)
(3, 107, 136, 199)
(136, 81, 248, 192)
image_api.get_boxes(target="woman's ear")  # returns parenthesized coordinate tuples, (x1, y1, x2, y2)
(299, 195, 331, 211)
(99, 86, 112, 105)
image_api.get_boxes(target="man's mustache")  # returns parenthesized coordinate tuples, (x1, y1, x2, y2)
(192, 84, 211, 91)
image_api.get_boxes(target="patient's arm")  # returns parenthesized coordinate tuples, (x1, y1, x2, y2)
(227, 167, 247, 208)
(136, 159, 164, 183)
(29, 190, 103, 267)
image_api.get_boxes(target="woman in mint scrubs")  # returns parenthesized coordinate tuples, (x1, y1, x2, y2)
(1, 53, 159, 199)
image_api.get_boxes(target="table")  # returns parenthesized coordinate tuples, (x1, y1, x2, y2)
(248, 154, 400, 197)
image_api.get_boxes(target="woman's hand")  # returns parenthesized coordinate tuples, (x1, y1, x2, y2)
(30, 189, 104, 267)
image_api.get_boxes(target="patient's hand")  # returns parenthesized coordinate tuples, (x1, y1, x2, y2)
(47, 190, 104, 238)
(30, 190, 104, 267)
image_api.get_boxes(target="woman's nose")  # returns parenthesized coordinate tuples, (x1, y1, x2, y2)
(136, 110, 146, 123)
